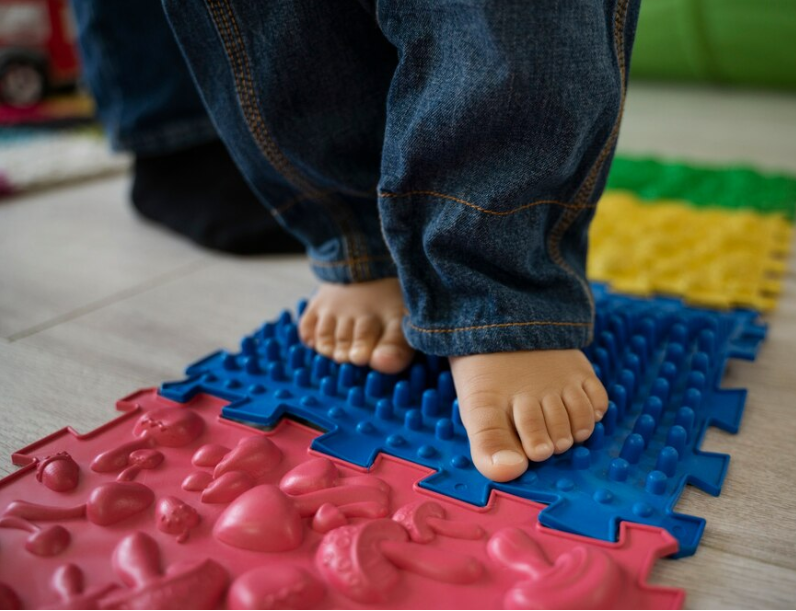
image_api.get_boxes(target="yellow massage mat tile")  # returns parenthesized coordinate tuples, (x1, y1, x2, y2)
(588, 191, 793, 311)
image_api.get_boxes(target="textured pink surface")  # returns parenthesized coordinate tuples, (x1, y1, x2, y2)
(0, 389, 685, 609)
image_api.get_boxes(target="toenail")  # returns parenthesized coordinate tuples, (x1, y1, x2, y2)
(534, 443, 553, 456)
(491, 450, 525, 466)
(576, 429, 591, 440)
(555, 438, 573, 452)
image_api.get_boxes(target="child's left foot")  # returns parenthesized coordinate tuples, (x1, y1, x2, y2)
(299, 278, 415, 374)
(450, 350, 608, 482)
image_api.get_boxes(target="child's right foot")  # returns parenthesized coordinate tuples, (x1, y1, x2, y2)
(298, 278, 415, 374)
(450, 349, 607, 482)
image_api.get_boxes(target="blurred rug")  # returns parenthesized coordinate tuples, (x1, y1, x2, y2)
(0, 124, 130, 198)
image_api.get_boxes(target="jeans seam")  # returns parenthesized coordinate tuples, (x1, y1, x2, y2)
(574, 0, 630, 206)
(379, 190, 593, 215)
(407, 320, 592, 334)
(547, 0, 631, 332)
(206, 0, 368, 281)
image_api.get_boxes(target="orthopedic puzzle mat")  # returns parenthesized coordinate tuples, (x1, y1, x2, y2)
(607, 156, 796, 220)
(160, 286, 765, 558)
(0, 389, 684, 609)
(588, 192, 792, 310)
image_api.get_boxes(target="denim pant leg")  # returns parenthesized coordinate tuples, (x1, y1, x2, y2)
(162, 0, 397, 283)
(70, 0, 217, 155)
(376, 0, 641, 356)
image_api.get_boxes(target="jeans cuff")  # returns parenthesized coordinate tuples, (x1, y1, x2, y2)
(403, 317, 594, 356)
(309, 253, 398, 284)
(110, 117, 219, 156)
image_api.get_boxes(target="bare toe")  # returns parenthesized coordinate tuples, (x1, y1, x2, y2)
(333, 317, 355, 363)
(370, 318, 414, 374)
(562, 384, 595, 443)
(542, 394, 573, 453)
(315, 313, 336, 358)
(582, 376, 609, 420)
(298, 308, 318, 347)
(513, 398, 555, 462)
(459, 397, 527, 482)
(349, 315, 382, 366)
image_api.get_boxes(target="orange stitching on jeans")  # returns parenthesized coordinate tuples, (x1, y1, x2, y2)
(210, 1, 299, 189)
(547, 0, 631, 332)
(547, 206, 594, 315)
(379, 190, 592, 216)
(574, 0, 631, 206)
(407, 320, 592, 334)
(206, 0, 368, 280)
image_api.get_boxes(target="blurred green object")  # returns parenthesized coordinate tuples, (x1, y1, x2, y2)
(607, 156, 796, 220)
(630, 0, 796, 89)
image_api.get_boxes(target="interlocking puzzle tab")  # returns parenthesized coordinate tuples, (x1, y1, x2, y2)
(161, 285, 766, 557)
(589, 192, 793, 311)
(0, 390, 684, 609)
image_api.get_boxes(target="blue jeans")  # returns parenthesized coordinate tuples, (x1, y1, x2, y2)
(70, 0, 218, 154)
(163, 0, 641, 357)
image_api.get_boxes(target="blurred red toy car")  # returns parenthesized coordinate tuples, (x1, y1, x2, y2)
(0, 0, 80, 107)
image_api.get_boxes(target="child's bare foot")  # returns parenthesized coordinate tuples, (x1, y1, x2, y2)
(298, 279, 415, 374)
(450, 350, 608, 482)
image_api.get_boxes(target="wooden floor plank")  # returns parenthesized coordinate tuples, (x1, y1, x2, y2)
(0, 177, 209, 339)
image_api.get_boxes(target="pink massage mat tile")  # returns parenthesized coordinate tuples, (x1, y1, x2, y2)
(0, 389, 684, 609)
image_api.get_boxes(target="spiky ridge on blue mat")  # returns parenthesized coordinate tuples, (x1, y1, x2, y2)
(161, 283, 766, 557)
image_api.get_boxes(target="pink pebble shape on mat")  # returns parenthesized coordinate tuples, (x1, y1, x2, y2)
(213, 436, 282, 481)
(2, 500, 85, 521)
(92, 408, 203, 474)
(103, 532, 228, 609)
(182, 470, 213, 492)
(36, 452, 80, 492)
(117, 449, 164, 482)
(25, 525, 71, 556)
(336, 500, 389, 519)
(290, 483, 389, 517)
(91, 438, 151, 473)
(86, 481, 155, 526)
(380, 538, 483, 584)
(132, 407, 205, 447)
(280, 456, 339, 494)
(0, 516, 72, 557)
(201, 470, 255, 504)
(213, 485, 303, 552)
(341, 473, 391, 493)
(488, 527, 623, 609)
(312, 503, 348, 533)
(46, 564, 117, 608)
(316, 519, 408, 604)
(192, 443, 230, 468)
(155, 496, 200, 543)
(393, 500, 484, 543)
(228, 565, 326, 610)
